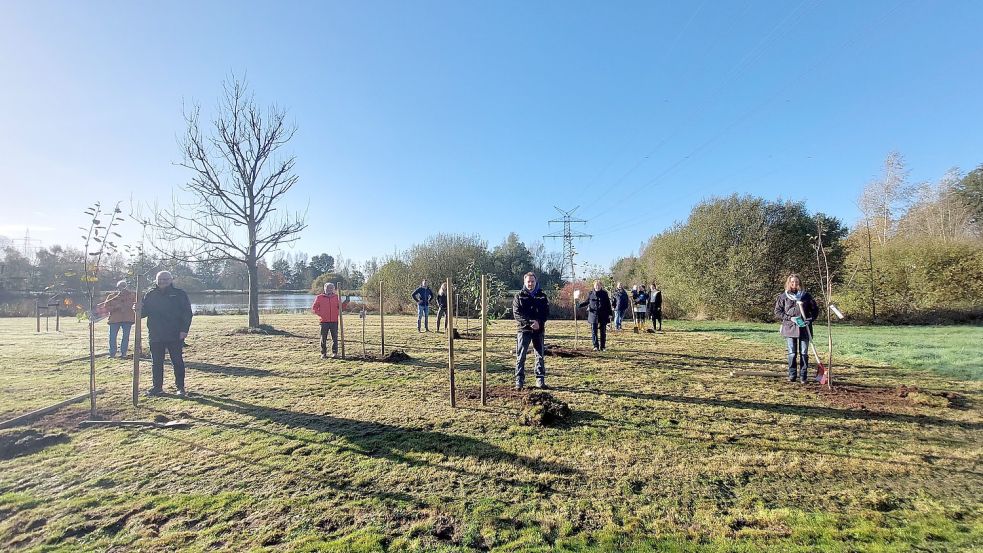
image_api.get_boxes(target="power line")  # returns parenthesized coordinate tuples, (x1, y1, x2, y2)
(543, 206, 591, 281)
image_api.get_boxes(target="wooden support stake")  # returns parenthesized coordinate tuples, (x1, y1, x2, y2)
(36, 300, 40, 333)
(133, 275, 142, 406)
(362, 307, 367, 357)
(89, 321, 96, 419)
(480, 274, 487, 406)
(447, 278, 456, 407)
(379, 282, 385, 357)
(338, 283, 346, 359)
(55, 308, 60, 332)
(574, 297, 578, 350)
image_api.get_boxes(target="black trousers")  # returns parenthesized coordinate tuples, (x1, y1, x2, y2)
(320, 322, 339, 354)
(590, 320, 607, 349)
(436, 306, 447, 330)
(651, 308, 662, 330)
(150, 340, 185, 390)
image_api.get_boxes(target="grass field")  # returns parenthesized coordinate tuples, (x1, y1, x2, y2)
(1, 314, 981, 551)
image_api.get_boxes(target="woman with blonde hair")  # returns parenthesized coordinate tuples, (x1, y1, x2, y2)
(435, 282, 449, 332)
(774, 273, 819, 383)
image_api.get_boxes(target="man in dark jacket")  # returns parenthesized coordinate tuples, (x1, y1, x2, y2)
(138, 270, 193, 397)
(774, 273, 819, 383)
(513, 272, 550, 390)
(611, 282, 629, 331)
(649, 284, 663, 331)
(579, 280, 612, 351)
(412, 280, 434, 332)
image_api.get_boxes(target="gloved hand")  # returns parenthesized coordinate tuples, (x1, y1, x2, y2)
(793, 316, 807, 328)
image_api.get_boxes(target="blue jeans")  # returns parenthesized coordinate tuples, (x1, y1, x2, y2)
(109, 322, 133, 357)
(786, 337, 809, 380)
(417, 304, 429, 331)
(614, 309, 624, 330)
(516, 331, 546, 386)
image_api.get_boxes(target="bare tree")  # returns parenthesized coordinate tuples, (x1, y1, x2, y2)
(901, 168, 974, 242)
(858, 151, 913, 245)
(153, 76, 306, 327)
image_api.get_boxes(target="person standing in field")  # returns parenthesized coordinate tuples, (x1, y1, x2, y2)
(611, 282, 630, 331)
(579, 280, 612, 351)
(99, 279, 136, 359)
(137, 271, 193, 397)
(649, 283, 663, 331)
(312, 282, 350, 358)
(633, 284, 648, 326)
(774, 273, 819, 383)
(412, 279, 434, 332)
(435, 282, 449, 333)
(513, 272, 550, 390)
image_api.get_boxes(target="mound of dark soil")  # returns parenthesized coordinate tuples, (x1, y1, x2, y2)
(229, 324, 297, 336)
(522, 391, 572, 427)
(382, 349, 411, 363)
(452, 328, 480, 340)
(0, 428, 70, 460)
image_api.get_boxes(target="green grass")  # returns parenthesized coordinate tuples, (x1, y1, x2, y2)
(0, 314, 981, 551)
(673, 320, 983, 380)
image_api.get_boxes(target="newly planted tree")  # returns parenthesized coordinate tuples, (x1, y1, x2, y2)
(79, 202, 124, 417)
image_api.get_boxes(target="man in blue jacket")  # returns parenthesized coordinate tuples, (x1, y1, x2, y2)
(513, 272, 550, 390)
(411, 280, 434, 332)
(137, 271, 193, 397)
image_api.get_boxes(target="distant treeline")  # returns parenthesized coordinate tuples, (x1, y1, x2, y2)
(612, 155, 983, 323)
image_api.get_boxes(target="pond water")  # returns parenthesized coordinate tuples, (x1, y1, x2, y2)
(190, 293, 363, 314)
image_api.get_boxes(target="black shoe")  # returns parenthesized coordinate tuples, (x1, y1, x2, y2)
(799, 377, 808, 384)
(175, 388, 187, 398)
(145, 388, 163, 397)
(593, 347, 599, 351)
(321, 353, 328, 359)
(514, 383, 524, 391)
(787, 377, 796, 383)
(535, 380, 547, 389)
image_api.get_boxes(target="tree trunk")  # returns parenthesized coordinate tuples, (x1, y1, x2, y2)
(247, 259, 260, 328)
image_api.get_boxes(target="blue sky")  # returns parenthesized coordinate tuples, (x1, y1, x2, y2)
(2, 0, 981, 272)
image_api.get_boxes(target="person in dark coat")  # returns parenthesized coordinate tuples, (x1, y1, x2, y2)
(137, 270, 193, 397)
(774, 273, 819, 383)
(412, 280, 434, 332)
(611, 282, 630, 331)
(648, 283, 663, 331)
(579, 280, 612, 351)
(632, 284, 648, 325)
(435, 282, 449, 332)
(513, 272, 550, 390)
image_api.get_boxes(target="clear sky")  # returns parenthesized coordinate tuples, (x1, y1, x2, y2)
(2, 0, 981, 272)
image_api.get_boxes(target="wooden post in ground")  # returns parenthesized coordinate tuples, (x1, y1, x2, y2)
(89, 321, 96, 418)
(361, 307, 367, 357)
(447, 278, 456, 407)
(379, 282, 385, 357)
(55, 306, 60, 331)
(480, 274, 487, 406)
(338, 283, 346, 359)
(133, 275, 142, 406)
(36, 300, 40, 333)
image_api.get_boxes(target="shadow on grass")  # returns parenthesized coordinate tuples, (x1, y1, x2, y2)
(557, 387, 982, 430)
(187, 393, 580, 478)
(186, 361, 273, 377)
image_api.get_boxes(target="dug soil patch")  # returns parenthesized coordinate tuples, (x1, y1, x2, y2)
(0, 428, 70, 460)
(341, 349, 412, 363)
(817, 384, 967, 412)
(229, 324, 299, 337)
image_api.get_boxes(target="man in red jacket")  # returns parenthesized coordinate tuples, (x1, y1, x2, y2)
(312, 283, 349, 359)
